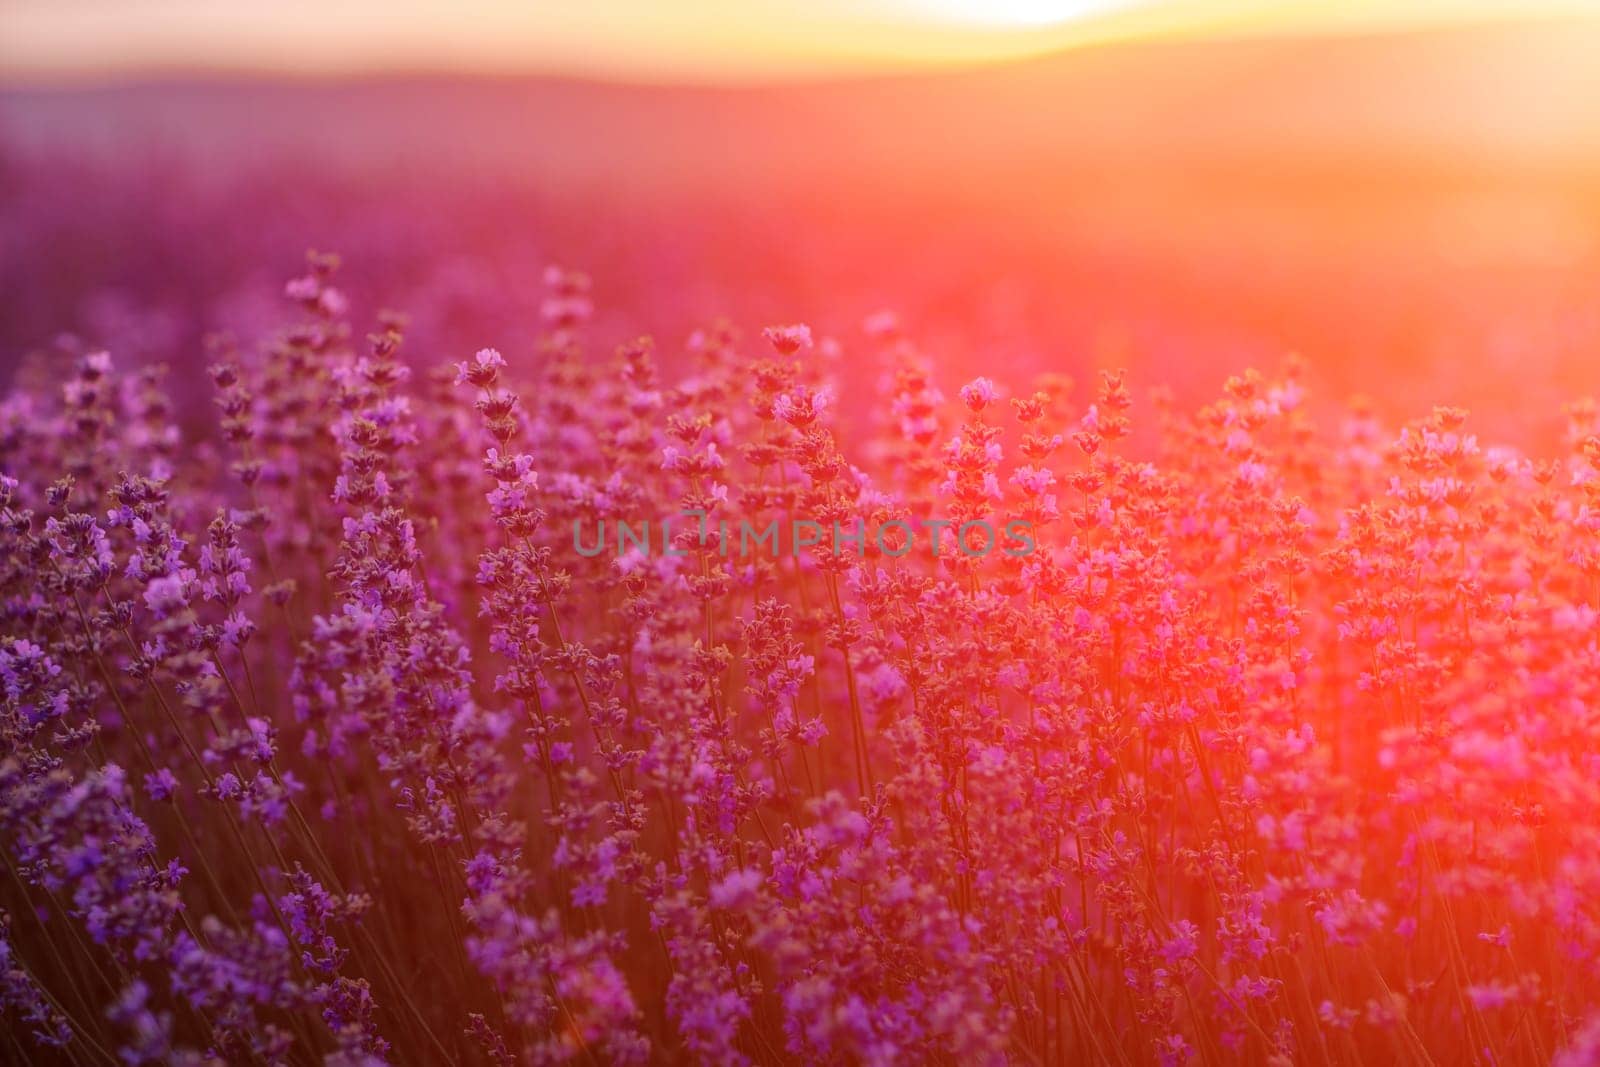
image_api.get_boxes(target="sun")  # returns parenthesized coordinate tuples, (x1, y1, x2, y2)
(908, 0, 1134, 28)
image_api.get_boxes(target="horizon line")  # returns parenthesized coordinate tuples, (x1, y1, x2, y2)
(3, 7, 1598, 93)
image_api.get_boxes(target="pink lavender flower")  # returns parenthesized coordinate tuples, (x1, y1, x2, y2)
(763, 323, 813, 356)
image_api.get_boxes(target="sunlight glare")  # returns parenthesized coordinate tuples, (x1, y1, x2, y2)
(910, 0, 1133, 28)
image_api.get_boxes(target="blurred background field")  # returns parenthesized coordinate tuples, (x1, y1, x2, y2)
(5, 16, 1600, 444)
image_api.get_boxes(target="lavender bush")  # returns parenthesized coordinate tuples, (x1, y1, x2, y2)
(4, 253, 1600, 1065)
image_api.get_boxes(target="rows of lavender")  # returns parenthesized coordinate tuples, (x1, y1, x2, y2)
(3, 254, 1600, 1065)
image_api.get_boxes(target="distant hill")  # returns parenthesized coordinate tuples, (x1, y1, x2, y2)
(6, 20, 1600, 184)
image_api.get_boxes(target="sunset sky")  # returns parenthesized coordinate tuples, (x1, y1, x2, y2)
(3, 0, 1597, 84)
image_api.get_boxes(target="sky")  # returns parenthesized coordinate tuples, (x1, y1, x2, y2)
(2, 0, 1598, 84)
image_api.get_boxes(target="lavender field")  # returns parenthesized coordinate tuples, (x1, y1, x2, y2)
(6, 15, 1600, 1065)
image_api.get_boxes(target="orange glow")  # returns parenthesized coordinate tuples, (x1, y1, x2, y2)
(907, 0, 1135, 28)
(2, 0, 1599, 84)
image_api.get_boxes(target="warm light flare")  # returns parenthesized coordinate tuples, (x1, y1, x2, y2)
(3, 0, 1599, 83)
(908, 0, 1133, 28)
